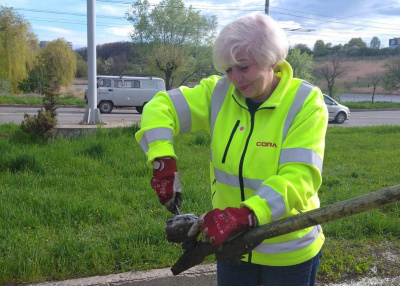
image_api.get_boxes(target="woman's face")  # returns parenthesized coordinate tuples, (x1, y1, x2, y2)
(225, 51, 277, 103)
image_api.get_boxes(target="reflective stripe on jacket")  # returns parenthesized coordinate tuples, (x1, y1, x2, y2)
(135, 61, 328, 266)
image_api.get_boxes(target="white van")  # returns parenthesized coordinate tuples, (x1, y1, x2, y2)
(85, 75, 166, 114)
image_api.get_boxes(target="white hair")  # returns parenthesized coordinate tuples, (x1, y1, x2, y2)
(213, 13, 289, 73)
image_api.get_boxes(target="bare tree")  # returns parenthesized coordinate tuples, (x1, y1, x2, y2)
(319, 54, 346, 97)
(368, 71, 383, 103)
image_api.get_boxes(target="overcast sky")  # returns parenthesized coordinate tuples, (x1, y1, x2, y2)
(4, 0, 400, 50)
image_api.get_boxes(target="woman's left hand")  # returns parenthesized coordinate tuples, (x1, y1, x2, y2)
(188, 207, 256, 248)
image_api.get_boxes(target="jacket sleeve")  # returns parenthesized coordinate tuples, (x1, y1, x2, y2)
(241, 87, 328, 225)
(135, 76, 219, 165)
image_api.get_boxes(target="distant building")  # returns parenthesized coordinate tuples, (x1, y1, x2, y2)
(39, 41, 48, 49)
(39, 40, 73, 49)
(389, 38, 400, 49)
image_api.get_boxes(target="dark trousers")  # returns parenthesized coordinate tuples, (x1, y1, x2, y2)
(217, 251, 322, 286)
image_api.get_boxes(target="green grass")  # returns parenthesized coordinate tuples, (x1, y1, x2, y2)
(341, 101, 400, 109)
(0, 124, 399, 284)
(1, 94, 400, 110)
(0, 95, 86, 107)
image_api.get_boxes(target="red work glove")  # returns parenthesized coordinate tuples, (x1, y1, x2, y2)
(150, 158, 182, 213)
(196, 207, 256, 248)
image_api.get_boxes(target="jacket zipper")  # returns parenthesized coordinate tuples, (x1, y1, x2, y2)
(222, 120, 240, 164)
(238, 109, 256, 202)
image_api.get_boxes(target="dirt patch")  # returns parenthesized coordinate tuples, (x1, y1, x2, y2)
(316, 241, 400, 286)
(59, 85, 85, 99)
(73, 78, 88, 85)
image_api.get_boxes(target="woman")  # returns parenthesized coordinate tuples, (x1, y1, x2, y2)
(135, 13, 328, 286)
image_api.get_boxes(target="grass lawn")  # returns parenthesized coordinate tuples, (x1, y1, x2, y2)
(0, 95, 86, 107)
(1, 93, 400, 110)
(0, 123, 399, 285)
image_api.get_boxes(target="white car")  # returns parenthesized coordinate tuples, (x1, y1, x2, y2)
(323, 94, 350, 124)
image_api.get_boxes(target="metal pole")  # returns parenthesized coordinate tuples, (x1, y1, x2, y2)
(83, 0, 101, 123)
(265, 0, 269, 15)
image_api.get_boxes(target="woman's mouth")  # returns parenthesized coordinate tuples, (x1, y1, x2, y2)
(238, 84, 250, 91)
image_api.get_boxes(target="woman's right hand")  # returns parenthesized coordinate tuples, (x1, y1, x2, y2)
(150, 157, 183, 213)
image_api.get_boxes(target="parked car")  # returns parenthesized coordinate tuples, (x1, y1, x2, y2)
(323, 94, 350, 124)
(84, 75, 166, 114)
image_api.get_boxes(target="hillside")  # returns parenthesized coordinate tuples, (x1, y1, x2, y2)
(70, 55, 398, 98)
(313, 56, 398, 95)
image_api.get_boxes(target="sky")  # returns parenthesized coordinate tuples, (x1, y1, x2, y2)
(3, 0, 400, 50)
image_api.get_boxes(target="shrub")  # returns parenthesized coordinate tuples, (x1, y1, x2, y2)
(20, 82, 60, 141)
(20, 109, 57, 140)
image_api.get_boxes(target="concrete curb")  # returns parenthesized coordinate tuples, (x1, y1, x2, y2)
(350, 108, 400, 112)
(27, 264, 400, 286)
(30, 264, 217, 286)
(55, 121, 136, 139)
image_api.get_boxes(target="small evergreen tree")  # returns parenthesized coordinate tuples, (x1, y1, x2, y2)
(20, 82, 60, 141)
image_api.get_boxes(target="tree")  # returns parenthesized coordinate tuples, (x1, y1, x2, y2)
(348, 37, 367, 48)
(75, 54, 88, 78)
(286, 47, 315, 83)
(20, 82, 60, 141)
(40, 38, 77, 86)
(176, 45, 217, 87)
(17, 58, 50, 94)
(313, 40, 329, 57)
(370, 36, 381, 49)
(127, 0, 217, 89)
(368, 71, 383, 103)
(292, 43, 312, 55)
(382, 57, 400, 93)
(318, 54, 346, 97)
(145, 44, 187, 89)
(332, 44, 343, 53)
(0, 6, 39, 93)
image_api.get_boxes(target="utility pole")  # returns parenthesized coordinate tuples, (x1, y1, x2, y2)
(265, 0, 269, 15)
(83, 0, 101, 123)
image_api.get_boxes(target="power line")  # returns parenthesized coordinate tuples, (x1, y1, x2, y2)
(13, 7, 126, 20)
(270, 10, 400, 32)
(27, 17, 128, 28)
(10, 3, 400, 35)
(271, 6, 400, 29)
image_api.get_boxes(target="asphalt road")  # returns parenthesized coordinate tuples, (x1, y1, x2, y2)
(0, 106, 142, 125)
(0, 106, 399, 127)
(329, 109, 400, 127)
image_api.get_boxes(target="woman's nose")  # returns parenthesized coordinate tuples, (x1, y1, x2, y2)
(231, 68, 242, 83)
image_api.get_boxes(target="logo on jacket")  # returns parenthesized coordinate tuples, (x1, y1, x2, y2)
(256, 142, 277, 148)
(239, 126, 245, 132)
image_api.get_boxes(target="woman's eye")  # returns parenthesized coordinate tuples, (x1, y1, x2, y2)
(225, 68, 232, 73)
(240, 66, 249, 71)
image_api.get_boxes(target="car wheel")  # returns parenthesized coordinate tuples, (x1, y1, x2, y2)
(136, 102, 147, 114)
(335, 112, 346, 124)
(99, 101, 113, 114)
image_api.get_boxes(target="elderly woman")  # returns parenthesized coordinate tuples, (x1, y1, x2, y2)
(135, 13, 328, 286)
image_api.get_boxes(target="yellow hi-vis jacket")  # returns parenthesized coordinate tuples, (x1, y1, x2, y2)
(135, 61, 328, 266)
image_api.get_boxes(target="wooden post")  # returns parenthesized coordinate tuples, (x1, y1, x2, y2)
(171, 184, 400, 275)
